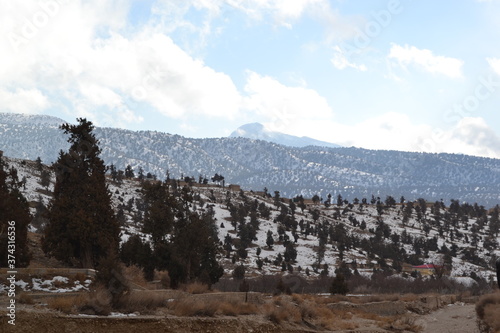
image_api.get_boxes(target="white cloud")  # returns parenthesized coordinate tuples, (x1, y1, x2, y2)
(0, 88, 50, 114)
(281, 113, 500, 159)
(0, 0, 241, 126)
(388, 44, 464, 79)
(226, 0, 325, 27)
(487, 57, 500, 75)
(331, 45, 367, 71)
(242, 71, 334, 133)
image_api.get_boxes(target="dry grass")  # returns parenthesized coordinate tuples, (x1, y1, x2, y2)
(180, 281, 211, 294)
(76, 286, 112, 316)
(48, 294, 88, 314)
(121, 265, 148, 289)
(476, 293, 500, 333)
(378, 315, 422, 332)
(73, 272, 87, 284)
(17, 292, 34, 305)
(262, 302, 302, 324)
(170, 297, 258, 317)
(115, 291, 167, 313)
(155, 270, 170, 289)
(170, 298, 218, 317)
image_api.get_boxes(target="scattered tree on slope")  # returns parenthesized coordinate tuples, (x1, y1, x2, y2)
(0, 152, 31, 268)
(43, 119, 120, 269)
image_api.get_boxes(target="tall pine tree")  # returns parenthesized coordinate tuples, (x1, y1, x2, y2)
(0, 152, 31, 268)
(43, 119, 119, 268)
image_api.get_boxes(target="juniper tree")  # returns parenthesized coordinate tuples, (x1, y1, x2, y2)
(42, 119, 119, 269)
(0, 153, 31, 268)
(141, 181, 175, 246)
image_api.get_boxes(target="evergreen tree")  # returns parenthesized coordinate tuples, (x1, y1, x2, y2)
(266, 230, 274, 249)
(125, 165, 135, 178)
(43, 119, 119, 269)
(169, 208, 223, 288)
(489, 206, 500, 237)
(330, 273, 349, 295)
(142, 181, 175, 245)
(0, 153, 31, 268)
(40, 169, 51, 191)
(35, 156, 43, 172)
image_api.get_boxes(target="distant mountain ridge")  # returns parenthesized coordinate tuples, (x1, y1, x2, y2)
(0, 112, 66, 126)
(230, 122, 340, 148)
(1, 113, 500, 206)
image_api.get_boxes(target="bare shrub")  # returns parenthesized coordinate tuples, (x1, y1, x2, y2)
(476, 293, 500, 332)
(171, 298, 218, 317)
(49, 294, 88, 314)
(73, 272, 87, 284)
(122, 265, 148, 289)
(261, 297, 303, 324)
(181, 281, 211, 294)
(155, 270, 170, 289)
(17, 292, 34, 304)
(379, 315, 422, 332)
(218, 301, 258, 316)
(78, 286, 112, 316)
(115, 291, 166, 313)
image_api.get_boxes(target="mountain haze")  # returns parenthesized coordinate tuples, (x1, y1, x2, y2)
(230, 122, 341, 148)
(1, 113, 500, 206)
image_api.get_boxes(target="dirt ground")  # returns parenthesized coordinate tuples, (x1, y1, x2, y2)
(0, 288, 481, 333)
(416, 302, 479, 333)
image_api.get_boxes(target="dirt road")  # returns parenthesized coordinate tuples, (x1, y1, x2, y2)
(416, 302, 479, 333)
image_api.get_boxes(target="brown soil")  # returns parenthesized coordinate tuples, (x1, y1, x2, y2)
(415, 303, 479, 333)
(1, 311, 317, 333)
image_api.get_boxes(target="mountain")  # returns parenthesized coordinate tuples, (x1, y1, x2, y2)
(230, 122, 341, 148)
(4, 154, 498, 286)
(1, 113, 500, 206)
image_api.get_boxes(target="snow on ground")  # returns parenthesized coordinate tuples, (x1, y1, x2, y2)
(0, 276, 92, 293)
(4, 156, 500, 283)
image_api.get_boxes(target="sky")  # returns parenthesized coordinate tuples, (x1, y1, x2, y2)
(1, 0, 500, 158)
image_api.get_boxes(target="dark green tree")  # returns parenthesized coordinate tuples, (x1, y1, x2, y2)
(266, 230, 274, 249)
(0, 153, 31, 268)
(43, 119, 120, 269)
(35, 156, 43, 172)
(330, 273, 349, 295)
(169, 209, 222, 288)
(40, 169, 51, 191)
(141, 181, 175, 245)
(125, 165, 135, 178)
(489, 206, 500, 237)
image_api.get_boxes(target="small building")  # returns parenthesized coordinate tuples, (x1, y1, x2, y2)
(411, 264, 442, 276)
(228, 184, 241, 192)
(303, 199, 315, 207)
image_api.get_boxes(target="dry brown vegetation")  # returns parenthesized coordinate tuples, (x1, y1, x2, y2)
(48, 293, 90, 314)
(17, 292, 34, 305)
(37, 275, 452, 333)
(115, 291, 167, 313)
(170, 297, 258, 317)
(121, 265, 149, 288)
(180, 281, 212, 294)
(476, 292, 500, 333)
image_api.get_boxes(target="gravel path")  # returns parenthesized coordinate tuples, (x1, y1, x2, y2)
(417, 303, 479, 333)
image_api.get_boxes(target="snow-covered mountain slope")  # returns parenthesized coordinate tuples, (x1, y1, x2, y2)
(6, 155, 498, 286)
(230, 122, 341, 148)
(1, 113, 500, 206)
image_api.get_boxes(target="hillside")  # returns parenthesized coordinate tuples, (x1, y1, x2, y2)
(1, 112, 500, 206)
(4, 155, 498, 290)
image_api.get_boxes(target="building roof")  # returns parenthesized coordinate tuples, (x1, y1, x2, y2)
(412, 264, 440, 269)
